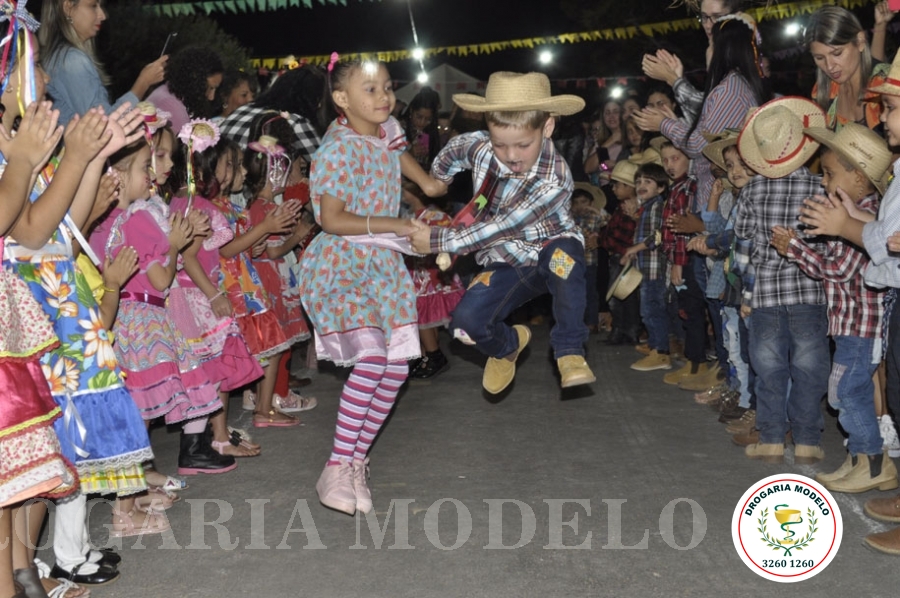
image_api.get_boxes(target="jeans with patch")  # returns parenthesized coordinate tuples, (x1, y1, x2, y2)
(749, 304, 829, 446)
(830, 335, 882, 456)
(450, 237, 588, 359)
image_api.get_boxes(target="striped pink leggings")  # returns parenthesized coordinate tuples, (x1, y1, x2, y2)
(328, 355, 408, 463)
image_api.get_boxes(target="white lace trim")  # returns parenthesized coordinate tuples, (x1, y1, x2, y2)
(75, 447, 154, 474)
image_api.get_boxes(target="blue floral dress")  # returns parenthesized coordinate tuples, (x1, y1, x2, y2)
(3, 159, 153, 496)
(298, 117, 418, 366)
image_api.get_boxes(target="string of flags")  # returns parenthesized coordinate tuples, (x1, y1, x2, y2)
(246, 0, 878, 69)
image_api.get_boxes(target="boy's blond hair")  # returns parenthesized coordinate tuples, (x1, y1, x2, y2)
(485, 110, 551, 130)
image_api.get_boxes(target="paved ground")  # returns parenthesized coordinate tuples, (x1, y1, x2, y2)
(39, 325, 900, 597)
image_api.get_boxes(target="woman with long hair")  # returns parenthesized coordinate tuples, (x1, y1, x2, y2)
(40, 0, 167, 126)
(806, 5, 890, 131)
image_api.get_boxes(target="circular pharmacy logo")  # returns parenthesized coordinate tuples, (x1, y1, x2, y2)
(732, 474, 842, 583)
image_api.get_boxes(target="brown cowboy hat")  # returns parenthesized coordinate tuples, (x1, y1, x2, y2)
(453, 72, 585, 116)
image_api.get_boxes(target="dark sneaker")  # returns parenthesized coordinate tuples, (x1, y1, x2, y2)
(410, 351, 450, 380)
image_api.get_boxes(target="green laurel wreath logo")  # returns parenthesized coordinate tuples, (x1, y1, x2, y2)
(758, 507, 817, 557)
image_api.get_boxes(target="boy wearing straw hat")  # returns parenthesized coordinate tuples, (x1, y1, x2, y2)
(601, 160, 642, 345)
(770, 122, 895, 493)
(408, 72, 596, 393)
(733, 96, 829, 465)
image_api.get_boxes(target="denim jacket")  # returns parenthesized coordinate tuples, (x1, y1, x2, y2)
(44, 47, 139, 126)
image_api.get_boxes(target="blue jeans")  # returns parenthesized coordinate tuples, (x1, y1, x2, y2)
(830, 336, 882, 455)
(584, 264, 599, 328)
(749, 304, 829, 446)
(723, 306, 752, 408)
(640, 277, 669, 353)
(450, 237, 588, 359)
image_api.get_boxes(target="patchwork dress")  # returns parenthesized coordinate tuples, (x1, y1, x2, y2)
(298, 117, 418, 366)
(90, 199, 220, 424)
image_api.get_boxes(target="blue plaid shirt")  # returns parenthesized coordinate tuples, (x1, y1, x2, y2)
(634, 194, 667, 281)
(429, 132, 581, 267)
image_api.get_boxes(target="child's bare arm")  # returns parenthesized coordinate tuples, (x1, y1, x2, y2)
(400, 152, 448, 198)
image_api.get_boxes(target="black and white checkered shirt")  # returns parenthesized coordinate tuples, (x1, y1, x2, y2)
(219, 105, 322, 161)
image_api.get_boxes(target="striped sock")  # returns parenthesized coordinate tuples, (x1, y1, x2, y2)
(328, 356, 387, 464)
(354, 361, 408, 460)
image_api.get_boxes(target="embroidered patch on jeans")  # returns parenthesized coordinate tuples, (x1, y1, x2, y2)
(549, 248, 575, 280)
(453, 328, 476, 345)
(469, 271, 494, 288)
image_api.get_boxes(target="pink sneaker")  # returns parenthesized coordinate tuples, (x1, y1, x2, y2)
(352, 459, 373, 514)
(316, 461, 356, 515)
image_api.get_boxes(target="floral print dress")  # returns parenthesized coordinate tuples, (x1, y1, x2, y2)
(298, 117, 419, 366)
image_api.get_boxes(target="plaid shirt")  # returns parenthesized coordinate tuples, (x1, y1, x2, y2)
(574, 211, 605, 266)
(662, 176, 696, 266)
(600, 206, 636, 257)
(786, 194, 883, 339)
(734, 169, 825, 309)
(660, 71, 757, 211)
(634, 194, 667, 281)
(429, 132, 581, 267)
(219, 105, 322, 161)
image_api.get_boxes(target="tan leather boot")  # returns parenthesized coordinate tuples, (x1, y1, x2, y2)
(825, 453, 899, 494)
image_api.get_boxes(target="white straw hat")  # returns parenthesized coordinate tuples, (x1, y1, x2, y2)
(453, 72, 585, 116)
(737, 97, 826, 178)
(574, 182, 607, 211)
(804, 122, 892, 195)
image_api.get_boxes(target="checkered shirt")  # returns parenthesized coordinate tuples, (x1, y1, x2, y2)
(219, 105, 322, 161)
(429, 131, 581, 267)
(734, 169, 825, 309)
(574, 211, 605, 266)
(786, 194, 883, 339)
(662, 176, 696, 266)
(634, 194, 667, 281)
(599, 206, 636, 257)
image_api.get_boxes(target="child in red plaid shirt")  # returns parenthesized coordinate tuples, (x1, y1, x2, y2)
(771, 123, 896, 492)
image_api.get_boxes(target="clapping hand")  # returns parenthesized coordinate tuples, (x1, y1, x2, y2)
(103, 246, 138, 292)
(0, 102, 63, 174)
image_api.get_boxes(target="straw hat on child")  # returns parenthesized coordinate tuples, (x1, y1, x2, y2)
(737, 97, 826, 178)
(453, 72, 585, 115)
(627, 147, 662, 166)
(868, 47, 900, 96)
(804, 122, 892, 194)
(574, 182, 607, 211)
(610, 160, 638, 186)
(702, 129, 741, 171)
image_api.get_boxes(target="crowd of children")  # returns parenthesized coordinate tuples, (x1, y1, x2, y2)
(10, 0, 900, 595)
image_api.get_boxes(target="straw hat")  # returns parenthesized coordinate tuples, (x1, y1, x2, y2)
(610, 159, 638, 186)
(606, 261, 643, 302)
(648, 136, 670, 154)
(868, 48, 900, 96)
(627, 147, 662, 166)
(573, 182, 607, 211)
(702, 129, 741, 171)
(453, 72, 585, 115)
(804, 122, 892, 195)
(737, 97, 826, 178)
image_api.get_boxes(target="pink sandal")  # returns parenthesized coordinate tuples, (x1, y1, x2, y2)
(110, 508, 170, 538)
(273, 391, 318, 414)
(135, 487, 178, 512)
(252, 409, 300, 428)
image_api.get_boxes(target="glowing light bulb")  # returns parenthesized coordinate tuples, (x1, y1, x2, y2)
(785, 22, 801, 36)
(610, 86, 624, 99)
(539, 50, 553, 64)
(417, 72, 429, 84)
(412, 47, 425, 61)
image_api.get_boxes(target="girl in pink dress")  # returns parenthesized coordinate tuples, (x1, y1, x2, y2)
(169, 120, 264, 457)
(245, 113, 318, 415)
(89, 138, 235, 478)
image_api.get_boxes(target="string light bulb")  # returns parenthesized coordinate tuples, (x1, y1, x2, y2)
(539, 50, 553, 64)
(417, 71, 428, 83)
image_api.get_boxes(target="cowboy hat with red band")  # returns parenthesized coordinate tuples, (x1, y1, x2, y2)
(869, 48, 900, 97)
(737, 96, 826, 179)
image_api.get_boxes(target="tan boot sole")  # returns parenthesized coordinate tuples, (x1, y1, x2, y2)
(825, 477, 900, 494)
(561, 371, 597, 388)
(864, 503, 900, 523)
(864, 536, 900, 555)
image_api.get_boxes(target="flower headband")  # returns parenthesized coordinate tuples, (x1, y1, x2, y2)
(0, 0, 40, 113)
(138, 101, 171, 137)
(249, 133, 292, 192)
(179, 119, 221, 215)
